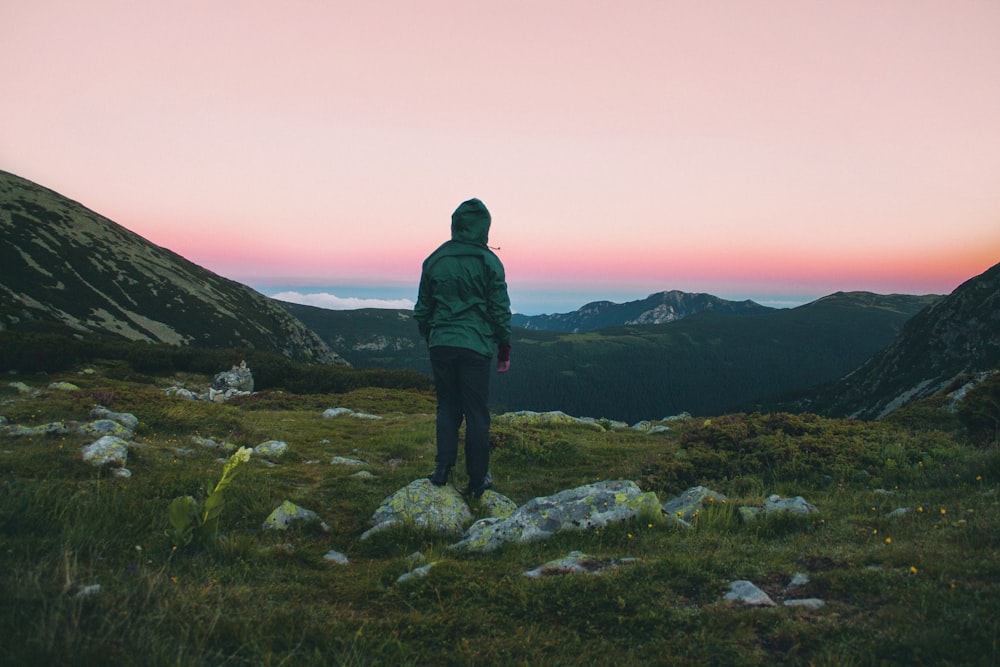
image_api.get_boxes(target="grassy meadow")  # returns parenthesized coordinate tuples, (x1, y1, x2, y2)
(1, 366, 998, 666)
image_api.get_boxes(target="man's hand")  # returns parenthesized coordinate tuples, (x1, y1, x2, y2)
(497, 343, 511, 373)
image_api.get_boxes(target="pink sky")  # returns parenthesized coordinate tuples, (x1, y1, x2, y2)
(3, 1, 999, 313)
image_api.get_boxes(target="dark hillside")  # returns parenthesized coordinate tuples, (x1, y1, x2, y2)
(0, 170, 341, 365)
(492, 292, 938, 422)
(805, 262, 1000, 419)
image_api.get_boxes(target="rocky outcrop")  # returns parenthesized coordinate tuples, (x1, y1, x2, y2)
(450, 480, 665, 553)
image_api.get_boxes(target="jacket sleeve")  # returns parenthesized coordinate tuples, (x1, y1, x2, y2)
(413, 270, 433, 341)
(487, 260, 512, 346)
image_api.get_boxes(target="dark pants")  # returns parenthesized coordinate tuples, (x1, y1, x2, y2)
(429, 345, 491, 483)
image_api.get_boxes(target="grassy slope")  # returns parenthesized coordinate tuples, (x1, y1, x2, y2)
(1, 368, 997, 666)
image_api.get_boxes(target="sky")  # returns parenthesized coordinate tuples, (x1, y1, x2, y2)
(2, 1, 999, 314)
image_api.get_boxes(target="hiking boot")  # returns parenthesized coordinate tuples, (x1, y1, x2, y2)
(428, 464, 452, 486)
(462, 472, 493, 498)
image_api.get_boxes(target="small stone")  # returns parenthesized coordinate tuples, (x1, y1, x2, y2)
(323, 550, 349, 565)
(784, 598, 825, 610)
(724, 580, 776, 607)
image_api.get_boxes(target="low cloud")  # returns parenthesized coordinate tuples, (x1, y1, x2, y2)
(270, 291, 415, 311)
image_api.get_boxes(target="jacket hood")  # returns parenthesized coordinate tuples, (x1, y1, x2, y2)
(450, 198, 491, 246)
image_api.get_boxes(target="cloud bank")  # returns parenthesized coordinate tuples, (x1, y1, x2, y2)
(270, 291, 415, 311)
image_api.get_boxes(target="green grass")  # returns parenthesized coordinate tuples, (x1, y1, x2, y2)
(1, 368, 998, 666)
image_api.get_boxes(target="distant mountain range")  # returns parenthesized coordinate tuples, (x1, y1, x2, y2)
(511, 291, 771, 332)
(283, 290, 941, 421)
(3, 169, 997, 422)
(0, 170, 344, 365)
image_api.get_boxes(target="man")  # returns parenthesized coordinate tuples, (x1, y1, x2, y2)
(414, 198, 512, 498)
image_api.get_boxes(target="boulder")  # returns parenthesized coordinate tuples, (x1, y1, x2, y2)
(48, 382, 80, 392)
(739, 494, 819, 521)
(362, 479, 473, 540)
(662, 485, 727, 524)
(262, 500, 329, 531)
(78, 419, 133, 439)
(82, 435, 129, 467)
(724, 580, 776, 607)
(450, 480, 661, 553)
(254, 440, 289, 459)
(4, 421, 73, 437)
(91, 406, 139, 430)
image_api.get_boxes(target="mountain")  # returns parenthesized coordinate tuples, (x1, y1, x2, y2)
(490, 291, 938, 422)
(806, 262, 1000, 419)
(280, 290, 937, 421)
(0, 170, 344, 365)
(277, 302, 427, 371)
(511, 290, 771, 332)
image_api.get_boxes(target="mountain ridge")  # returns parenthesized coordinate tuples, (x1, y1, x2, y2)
(0, 170, 345, 365)
(803, 262, 1000, 418)
(511, 290, 771, 332)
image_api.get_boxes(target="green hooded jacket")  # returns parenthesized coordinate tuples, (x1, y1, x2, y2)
(414, 199, 511, 357)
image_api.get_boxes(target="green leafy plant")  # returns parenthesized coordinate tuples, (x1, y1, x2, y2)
(168, 446, 252, 547)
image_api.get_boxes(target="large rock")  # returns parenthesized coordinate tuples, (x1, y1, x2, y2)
(78, 419, 133, 440)
(362, 479, 473, 540)
(91, 406, 139, 430)
(254, 440, 289, 459)
(739, 494, 819, 521)
(82, 435, 129, 467)
(262, 500, 329, 531)
(662, 485, 728, 525)
(450, 480, 662, 553)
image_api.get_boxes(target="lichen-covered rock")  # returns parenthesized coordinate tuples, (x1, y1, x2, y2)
(524, 550, 639, 578)
(493, 410, 604, 430)
(254, 440, 288, 459)
(361, 479, 473, 540)
(48, 381, 80, 391)
(662, 485, 728, 524)
(4, 421, 73, 437)
(165, 387, 199, 400)
(330, 456, 367, 467)
(476, 490, 518, 519)
(740, 494, 819, 521)
(262, 500, 329, 531)
(78, 419, 133, 439)
(82, 435, 129, 467)
(450, 480, 662, 553)
(91, 406, 139, 430)
(764, 494, 818, 515)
